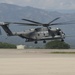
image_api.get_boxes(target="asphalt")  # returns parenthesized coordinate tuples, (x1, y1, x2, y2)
(0, 49, 75, 75)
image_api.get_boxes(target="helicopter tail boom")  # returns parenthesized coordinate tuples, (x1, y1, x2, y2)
(1, 25, 13, 36)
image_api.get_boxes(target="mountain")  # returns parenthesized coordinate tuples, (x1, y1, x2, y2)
(0, 3, 75, 48)
(0, 3, 62, 22)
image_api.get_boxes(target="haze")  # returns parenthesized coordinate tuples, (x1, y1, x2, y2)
(0, 0, 75, 10)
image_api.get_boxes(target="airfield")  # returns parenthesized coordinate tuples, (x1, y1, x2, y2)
(0, 49, 75, 75)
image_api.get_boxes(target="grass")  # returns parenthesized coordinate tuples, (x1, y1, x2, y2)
(50, 52, 75, 54)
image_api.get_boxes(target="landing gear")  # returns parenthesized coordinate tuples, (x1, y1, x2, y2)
(61, 39, 64, 42)
(43, 40, 46, 43)
(34, 41, 38, 44)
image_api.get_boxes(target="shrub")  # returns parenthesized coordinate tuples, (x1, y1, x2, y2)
(45, 40, 70, 49)
(0, 42, 16, 49)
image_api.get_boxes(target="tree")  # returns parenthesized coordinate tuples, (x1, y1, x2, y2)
(45, 40, 70, 49)
(0, 42, 16, 49)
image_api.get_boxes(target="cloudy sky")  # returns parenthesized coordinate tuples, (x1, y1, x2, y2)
(0, 0, 75, 10)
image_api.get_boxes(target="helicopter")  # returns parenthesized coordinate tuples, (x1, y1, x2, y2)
(0, 17, 74, 44)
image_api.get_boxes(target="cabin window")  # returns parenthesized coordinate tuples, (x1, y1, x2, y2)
(44, 33, 45, 36)
(38, 34, 40, 36)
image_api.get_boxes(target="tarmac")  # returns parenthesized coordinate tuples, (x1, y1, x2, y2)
(0, 49, 75, 75)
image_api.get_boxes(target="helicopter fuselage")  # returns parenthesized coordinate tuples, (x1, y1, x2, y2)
(0, 17, 74, 44)
(13, 27, 65, 43)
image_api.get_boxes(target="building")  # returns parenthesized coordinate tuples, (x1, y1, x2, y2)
(17, 45, 26, 49)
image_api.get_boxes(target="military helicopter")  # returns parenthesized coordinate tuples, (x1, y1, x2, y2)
(0, 17, 74, 44)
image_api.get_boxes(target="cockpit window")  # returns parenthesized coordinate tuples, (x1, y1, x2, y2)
(35, 28, 41, 32)
(57, 32, 61, 35)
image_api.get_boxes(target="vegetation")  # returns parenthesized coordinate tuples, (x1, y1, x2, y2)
(45, 40, 70, 49)
(0, 42, 16, 49)
(50, 52, 75, 54)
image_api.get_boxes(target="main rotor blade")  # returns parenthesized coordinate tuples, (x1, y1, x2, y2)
(22, 19, 43, 24)
(49, 17, 60, 24)
(8, 22, 42, 26)
(0, 22, 43, 26)
(50, 22, 75, 26)
(65, 35, 75, 37)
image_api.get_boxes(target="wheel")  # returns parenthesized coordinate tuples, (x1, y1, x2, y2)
(43, 40, 46, 43)
(61, 39, 64, 42)
(34, 41, 38, 44)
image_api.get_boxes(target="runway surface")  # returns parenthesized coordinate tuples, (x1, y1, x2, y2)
(0, 49, 75, 75)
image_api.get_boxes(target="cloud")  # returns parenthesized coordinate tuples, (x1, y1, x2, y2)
(0, 0, 32, 6)
(0, 0, 75, 10)
(27, 0, 75, 10)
